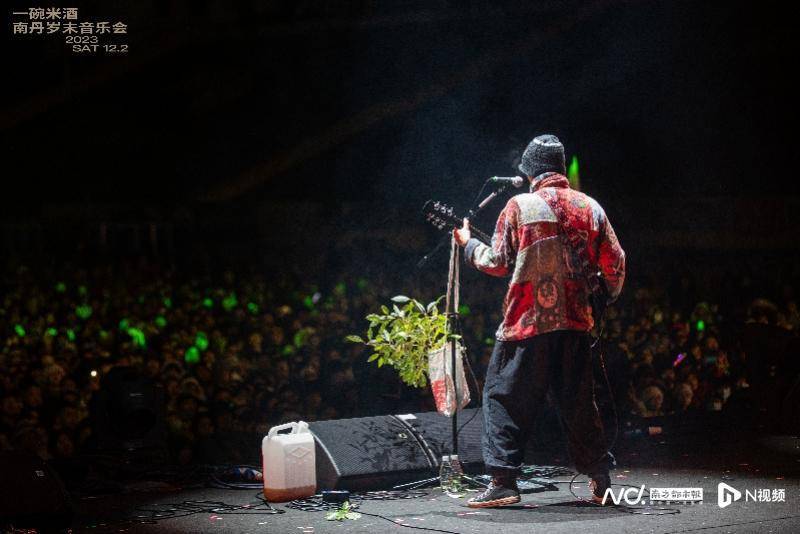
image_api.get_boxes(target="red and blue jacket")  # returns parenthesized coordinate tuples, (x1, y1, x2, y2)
(465, 173, 625, 341)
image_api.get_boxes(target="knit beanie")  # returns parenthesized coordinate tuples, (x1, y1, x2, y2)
(518, 134, 566, 178)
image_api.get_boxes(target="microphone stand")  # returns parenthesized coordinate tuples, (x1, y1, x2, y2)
(401, 180, 512, 492)
(474, 184, 508, 212)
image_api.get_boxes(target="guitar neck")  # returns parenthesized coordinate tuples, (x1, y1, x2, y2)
(423, 199, 493, 245)
(471, 226, 493, 244)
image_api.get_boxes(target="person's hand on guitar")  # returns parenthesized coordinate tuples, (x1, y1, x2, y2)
(453, 217, 470, 247)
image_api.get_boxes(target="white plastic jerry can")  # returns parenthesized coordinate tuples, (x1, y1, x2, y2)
(261, 421, 316, 502)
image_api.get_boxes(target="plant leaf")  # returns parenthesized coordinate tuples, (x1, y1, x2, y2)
(391, 295, 410, 303)
(345, 334, 364, 343)
(427, 296, 444, 313)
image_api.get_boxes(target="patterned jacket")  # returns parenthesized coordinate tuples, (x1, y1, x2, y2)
(465, 173, 625, 341)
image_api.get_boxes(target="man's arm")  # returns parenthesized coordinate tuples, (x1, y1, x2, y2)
(454, 200, 518, 278)
(597, 213, 626, 302)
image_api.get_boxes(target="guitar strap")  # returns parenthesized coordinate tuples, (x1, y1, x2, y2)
(445, 236, 460, 316)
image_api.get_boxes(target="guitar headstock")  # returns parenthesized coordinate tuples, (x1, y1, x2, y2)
(422, 200, 492, 243)
(423, 200, 460, 232)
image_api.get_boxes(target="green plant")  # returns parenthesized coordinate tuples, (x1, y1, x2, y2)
(325, 501, 361, 521)
(346, 296, 455, 388)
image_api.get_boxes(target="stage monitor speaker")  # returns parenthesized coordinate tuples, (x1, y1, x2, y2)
(0, 451, 73, 532)
(403, 407, 485, 474)
(90, 366, 166, 453)
(308, 408, 485, 492)
(309, 415, 436, 491)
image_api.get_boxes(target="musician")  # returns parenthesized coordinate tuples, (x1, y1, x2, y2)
(453, 134, 626, 507)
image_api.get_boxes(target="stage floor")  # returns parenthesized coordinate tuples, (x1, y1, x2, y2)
(76, 464, 800, 533)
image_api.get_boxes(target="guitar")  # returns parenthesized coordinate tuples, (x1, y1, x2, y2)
(423, 200, 609, 323)
(422, 200, 492, 244)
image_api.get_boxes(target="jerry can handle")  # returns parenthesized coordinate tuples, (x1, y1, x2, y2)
(268, 422, 298, 438)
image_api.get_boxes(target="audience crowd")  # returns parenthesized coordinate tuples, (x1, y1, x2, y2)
(1, 255, 798, 465)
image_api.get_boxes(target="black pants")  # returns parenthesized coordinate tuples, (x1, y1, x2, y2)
(482, 331, 612, 477)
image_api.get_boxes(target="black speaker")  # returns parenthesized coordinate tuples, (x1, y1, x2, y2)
(309, 415, 435, 491)
(404, 408, 484, 473)
(90, 366, 166, 452)
(308, 408, 485, 491)
(0, 452, 73, 532)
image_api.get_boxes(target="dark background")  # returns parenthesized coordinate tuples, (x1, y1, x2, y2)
(1, 0, 797, 269)
(2, 3, 800, 511)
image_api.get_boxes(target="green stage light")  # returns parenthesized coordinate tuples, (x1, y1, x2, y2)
(119, 318, 129, 331)
(163, 297, 173, 308)
(222, 293, 238, 311)
(55, 282, 66, 293)
(14, 324, 26, 337)
(203, 297, 213, 308)
(76, 304, 92, 320)
(46, 327, 58, 337)
(247, 302, 259, 314)
(458, 304, 470, 316)
(293, 328, 311, 348)
(78, 285, 88, 296)
(568, 155, 581, 190)
(67, 329, 76, 342)
(185, 346, 200, 364)
(155, 315, 167, 328)
(195, 332, 209, 351)
(696, 320, 705, 332)
(128, 328, 146, 348)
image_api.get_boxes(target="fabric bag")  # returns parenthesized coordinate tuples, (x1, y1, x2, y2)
(428, 341, 470, 416)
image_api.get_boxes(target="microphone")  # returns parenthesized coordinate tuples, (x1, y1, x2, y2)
(489, 176, 525, 188)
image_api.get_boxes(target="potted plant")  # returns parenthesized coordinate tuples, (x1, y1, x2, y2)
(346, 295, 452, 388)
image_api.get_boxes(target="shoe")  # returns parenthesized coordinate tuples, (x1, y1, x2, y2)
(467, 479, 520, 508)
(589, 473, 611, 505)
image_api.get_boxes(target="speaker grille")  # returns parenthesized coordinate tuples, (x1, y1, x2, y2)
(309, 415, 433, 491)
(406, 408, 484, 472)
